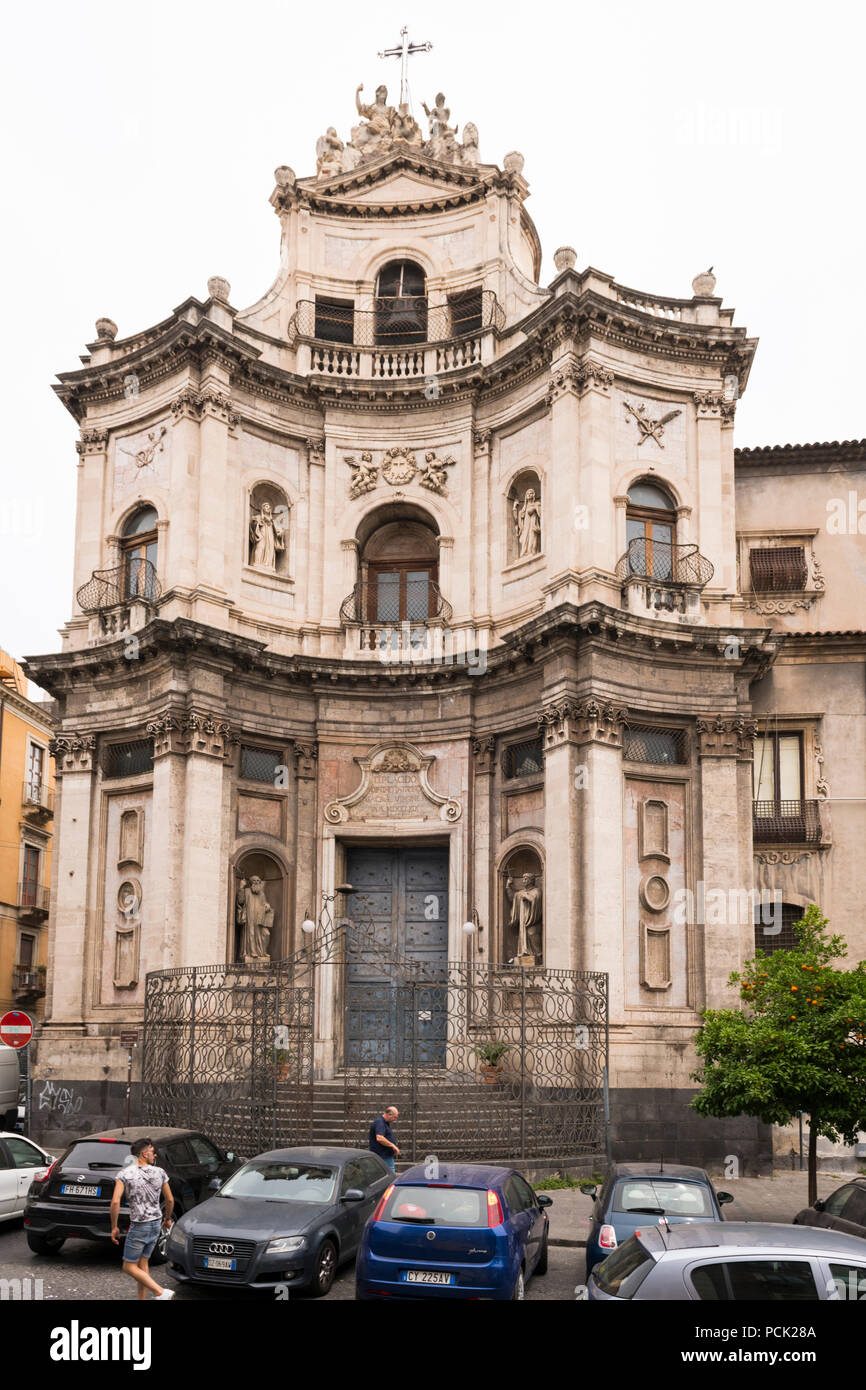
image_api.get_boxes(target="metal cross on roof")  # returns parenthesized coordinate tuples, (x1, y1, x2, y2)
(378, 25, 432, 107)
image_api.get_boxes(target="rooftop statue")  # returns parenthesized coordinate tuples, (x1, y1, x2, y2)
(313, 82, 481, 178)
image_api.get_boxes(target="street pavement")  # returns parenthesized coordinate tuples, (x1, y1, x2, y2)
(0, 1170, 849, 1301)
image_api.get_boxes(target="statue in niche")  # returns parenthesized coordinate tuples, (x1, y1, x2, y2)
(236, 874, 274, 962)
(513, 487, 542, 557)
(316, 126, 345, 177)
(505, 871, 543, 964)
(249, 499, 287, 570)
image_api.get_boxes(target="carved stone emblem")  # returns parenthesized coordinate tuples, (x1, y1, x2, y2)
(324, 741, 461, 824)
(381, 446, 418, 486)
(624, 401, 682, 448)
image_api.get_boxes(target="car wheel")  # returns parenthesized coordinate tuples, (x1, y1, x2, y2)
(535, 1231, 549, 1276)
(26, 1232, 65, 1256)
(310, 1239, 338, 1298)
(511, 1266, 525, 1300)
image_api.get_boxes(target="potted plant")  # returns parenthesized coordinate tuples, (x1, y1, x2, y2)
(273, 1047, 294, 1081)
(476, 1040, 508, 1083)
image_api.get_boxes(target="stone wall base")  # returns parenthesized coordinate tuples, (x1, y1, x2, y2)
(609, 1087, 773, 1175)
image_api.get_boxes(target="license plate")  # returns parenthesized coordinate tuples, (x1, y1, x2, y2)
(61, 1184, 100, 1197)
(204, 1256, 236, 1271)
(402, 1270, 455, 1285)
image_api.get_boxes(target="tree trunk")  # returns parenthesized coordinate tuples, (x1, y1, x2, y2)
(807, 1117, 818, 1208)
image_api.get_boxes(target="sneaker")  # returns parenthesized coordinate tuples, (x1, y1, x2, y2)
(154, 1288, 175, 1300)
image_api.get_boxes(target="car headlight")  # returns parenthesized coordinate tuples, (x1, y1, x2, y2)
(167, 1226, 189, 1252)
(267, 1236, 306, 1254)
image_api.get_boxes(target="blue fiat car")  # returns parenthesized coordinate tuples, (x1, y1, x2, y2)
(584, 1162, 734, 1275)
(355, 1162, 552, 1300)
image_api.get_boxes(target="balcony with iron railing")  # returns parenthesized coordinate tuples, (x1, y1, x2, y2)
(616, 537, 715, 621)
(290, 291, 504, 382)
(753, 800, 823, 846)
(13, 965, 46, 1000)
(340, 582, 453, 656)
(18, 882, 50, 921)
(22, 780, 54, 819)
(76, 560, 162, 640)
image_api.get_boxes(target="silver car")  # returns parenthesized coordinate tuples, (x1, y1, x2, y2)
(586, 1221, 866, 1301)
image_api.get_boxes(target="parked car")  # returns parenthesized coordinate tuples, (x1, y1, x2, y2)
(23, 1125, 241, 1261)
(0, 1045, 21, 1131)
(586, 1220, 866, 1300)
(794, 1177, 866, 1241)
(165, 1146, 391, 1296)
(0, 1132, 54, 1222)
(584, 1162, 734, 1274)
(355, 1161, 552, 1300)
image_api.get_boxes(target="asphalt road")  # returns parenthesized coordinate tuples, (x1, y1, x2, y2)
(0, 1219, 585, 1301)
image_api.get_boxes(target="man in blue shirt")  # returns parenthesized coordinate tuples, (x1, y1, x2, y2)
(369, 1106, 400, 1171)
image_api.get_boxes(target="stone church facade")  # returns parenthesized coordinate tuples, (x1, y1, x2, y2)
(26, 81, 866, 1164)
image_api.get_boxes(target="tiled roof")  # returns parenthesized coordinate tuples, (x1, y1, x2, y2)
(735, 439, 866, 466)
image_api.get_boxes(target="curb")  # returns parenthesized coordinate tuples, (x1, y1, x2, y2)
(550, 1238, 586, 1248)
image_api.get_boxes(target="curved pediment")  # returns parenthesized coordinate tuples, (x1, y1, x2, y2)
(293, 150, 506, 217)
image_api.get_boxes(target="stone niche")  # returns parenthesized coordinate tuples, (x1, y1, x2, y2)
(498, 845, 544, 965)
(233, 850, 286, 962)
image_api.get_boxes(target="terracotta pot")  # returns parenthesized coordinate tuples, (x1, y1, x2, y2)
(480, 1063, 502, 1084)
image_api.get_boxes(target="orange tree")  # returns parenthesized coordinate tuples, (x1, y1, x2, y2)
(691, 905, 866, 1204)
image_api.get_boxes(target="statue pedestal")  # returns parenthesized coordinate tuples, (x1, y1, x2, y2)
(515, 953, 536, 969)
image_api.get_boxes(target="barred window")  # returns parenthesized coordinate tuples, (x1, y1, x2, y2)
(504, 738, 544, 779)
(754, 902, 804, 956)
(749, 547, 807, 593)
(623, 725, 687, 765)
(314, 296, 354, 344)
(102, 740, 154, 778)
(240, 745, 283, 783)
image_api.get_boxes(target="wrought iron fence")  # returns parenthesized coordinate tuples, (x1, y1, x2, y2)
(143, 923, 608, 1164)
(76, 560, 162, 613)
(615, 538, 714, 588)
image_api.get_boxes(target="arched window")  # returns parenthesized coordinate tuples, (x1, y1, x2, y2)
(121, 506, 158, 600)
(361, 520, 439, 623)
(626, 481, 676, 580)
(374, 260, 427, 345)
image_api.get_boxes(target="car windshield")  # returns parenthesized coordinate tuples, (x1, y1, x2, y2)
(59, 1142, 132, 1171)
(381, 1185, 486, 1227)
(219, 1162, 338, 1204)
(614, 1179, 714, 1217)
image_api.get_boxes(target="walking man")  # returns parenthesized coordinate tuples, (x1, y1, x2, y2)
(369, 1105, 400, 1172)
(110, 1137, 175, 1300)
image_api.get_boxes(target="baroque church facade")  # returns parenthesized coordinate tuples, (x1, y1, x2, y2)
(27, 78, 866, 1164)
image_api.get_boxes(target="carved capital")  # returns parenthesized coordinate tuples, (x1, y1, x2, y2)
(294, 741, 319, 779)
(471, 735, 496, 774)
(145, 709, 185, 758)
(696, 715, 757, 760)
(76, 429, 108, 456)
(537, 698, 627, 748)
(170, 387, 203, 421)
(199, 387, 238, 428)
(306, 437, 326, 466)
(473, 428, 492, 452)
(184, 710, 238, 759)
(49, 732, 97, 773)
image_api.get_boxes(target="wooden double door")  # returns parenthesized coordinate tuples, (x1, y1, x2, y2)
(344, 846, 448, 1067)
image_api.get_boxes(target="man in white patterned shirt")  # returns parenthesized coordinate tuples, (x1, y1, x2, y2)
(110, 1137, 175, 1300)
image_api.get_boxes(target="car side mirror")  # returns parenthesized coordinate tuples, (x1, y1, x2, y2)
(813, 1199, 825, 1212)
(537, 1194, 553, 1208)
(580, 1185, 597, 1200)
(342, 1188, 365, 1202)
(716, 1192, 735, 1204)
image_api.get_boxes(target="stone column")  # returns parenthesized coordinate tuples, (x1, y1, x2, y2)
(470, 737, 496, 963)
(145, 711, 187, 969)
(438, 536, 454, 611)
(574, 360, 616, 574)
(305, 438, 326, 626)
(537, 701, 583, 971)
(180, 714, 236, 966)
(472, 430, 492, 620)
(546, 351, 583, 593)
(194, 379, 236, 621)
(43, 734, 97, 1028)
(72, 431, 108, 615)
(697, 717, 748, 1009)
(572, 703, 628, 1016)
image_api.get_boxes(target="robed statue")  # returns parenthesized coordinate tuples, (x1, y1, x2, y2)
(249, 500, 287, 571)
(505, 871, 543, 963)
(236, 874, 274, 962)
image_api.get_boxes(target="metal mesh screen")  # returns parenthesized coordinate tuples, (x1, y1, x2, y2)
(754, 903, 805, 956)
(749, 547, 807, 593)
(753, 800, 821, 844)
(623, 725, 687, 765)
(240, 746, 283, 784)
(504, 738, 544, 779)
(102, 740, 154, 778)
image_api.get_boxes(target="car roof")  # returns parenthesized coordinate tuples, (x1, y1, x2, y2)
(248, 1146, 372, 1163)
(654, 1221, 866, 1257)
(0, 1131, 47, 1143)
(397, 1163, 514, 1187)
(611, 1163, 714, 1183)
(66, 1127, 201, 1144)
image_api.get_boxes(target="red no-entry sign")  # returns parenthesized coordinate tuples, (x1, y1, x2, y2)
(0, 1010, 33, 1048)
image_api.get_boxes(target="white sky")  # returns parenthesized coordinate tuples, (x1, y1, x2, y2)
(1, 0, 864, 668)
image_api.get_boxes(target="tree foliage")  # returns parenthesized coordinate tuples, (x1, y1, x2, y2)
(691, 905, 866, 1144)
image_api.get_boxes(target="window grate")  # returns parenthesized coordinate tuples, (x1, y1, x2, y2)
(314, 296, 355, 344)
(504, 738, 544, 779)
(752, 800, 821, 844)
(240, 745, 283, 784)
(102, 740, 154, 778)
(749, 546, 807, 593)
(754, 903, 805, 956)
(623, 725, 687, 765)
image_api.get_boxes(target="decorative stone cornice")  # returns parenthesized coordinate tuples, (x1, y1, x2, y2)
(537, 698, 628, 748)
(76, 429, 108, 456)
(696, 715, 757, 759)
(471, 735, 496, 774)
(49, 732, 96, 773)
(293, 741, 318, 779)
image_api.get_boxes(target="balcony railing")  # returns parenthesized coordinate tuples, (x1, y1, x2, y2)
(340, 582, 453, 653)
(616, 538, 715, 588)
(22, 780, 54, 816)
(77, 561, 162, 614)
(13, 966, 46, 999)
(292, 291, 504, 348)
(753, 800, 822, 845)
(18, 883, 50, 919)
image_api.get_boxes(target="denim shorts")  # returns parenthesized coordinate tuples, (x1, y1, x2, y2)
(123, 1219, 162, 1262)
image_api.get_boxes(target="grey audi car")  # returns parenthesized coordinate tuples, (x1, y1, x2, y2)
(165, 1145, 392, 1296)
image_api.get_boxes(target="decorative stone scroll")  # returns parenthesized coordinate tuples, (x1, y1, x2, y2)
(324, 742, 461, 824)
(49, 733, 97, 774)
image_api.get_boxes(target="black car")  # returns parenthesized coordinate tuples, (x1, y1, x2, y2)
(166, 1145, 392, 1296)
(794, 1176, 866, 1241)
(24, 1125, 242, 1261)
